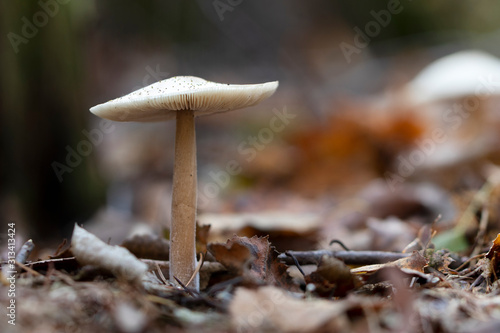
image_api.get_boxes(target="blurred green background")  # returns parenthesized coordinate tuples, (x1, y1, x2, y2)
(2, 0, 500, 245)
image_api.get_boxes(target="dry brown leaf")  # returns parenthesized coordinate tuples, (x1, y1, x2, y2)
(229, 286, 353, 332)
(350, 251, 437, 287)
(208, 239, 252, 275)
(199, 212, 320, 251)
(121, 234, 170, 260)
(305, 255, 361, 297)
(485, 233, 500, 277)
(208, 235, 293, 287)
(199, 212, 320, 234)
(196, 223, 211, 254)
(351, 251, 428, 275)
(426, 249, 455, 273)
(287, 109, 425, 195)
(71, 225, 147, 284)
(485, 233, 500, 261)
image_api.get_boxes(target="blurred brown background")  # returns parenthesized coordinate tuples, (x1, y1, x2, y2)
(2, 0, 500, 248)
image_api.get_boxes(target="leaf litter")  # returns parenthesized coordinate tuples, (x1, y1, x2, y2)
(3, 217, 500, 333)
(4, 91, 500, 332)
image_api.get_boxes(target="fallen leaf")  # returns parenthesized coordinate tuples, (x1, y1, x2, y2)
(305, 255, 361, 297)
(229, 286, 353, 332)
(485, 233, 500, 261)
(199, 212, 320, 234)
(208, 235, 293, 287)
(485, 233, 500, 277)
(351, 251, 428, 275)
(196, 223, 211, 254)
(199, 212, 320, 252)
(71, 224, 147, 284)
(287, 109, 425, 195)
(121, 234, 169, 260)
(426, 249, 455, 273)
(208, 239, 252, 275)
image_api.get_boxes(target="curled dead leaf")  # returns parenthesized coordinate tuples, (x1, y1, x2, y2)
(305, 255, 361, 297)
(351, 251, 428, 275)
(208, 235, 293, 288)
(485, 233, 500, 278)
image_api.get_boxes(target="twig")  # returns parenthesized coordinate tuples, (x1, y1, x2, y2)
(52, 239, 68, 257)
(426, 267, 454, 288)
(206, 277, 243, 295)
(455, 169, 500, 233)
(155, 263, 169, 285)
(186, 253, 204, 287)
(141, 259, 225, 273)
(20, 257, 78, 272)
(461, 265, 482, 278)
(285, 252, 306, 277)
(469, 275, 485, 290)
(470, 207, 489, 258)
(329, 239, 350, 251)
(24, 257, 75, 266)
(15, 261, 43, 277)
(173, 276, 198, 297)
(278, 250, 410, 266)
(454, 254, 485, 272)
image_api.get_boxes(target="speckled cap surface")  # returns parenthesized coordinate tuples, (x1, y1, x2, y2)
(90, 76, 279, 122)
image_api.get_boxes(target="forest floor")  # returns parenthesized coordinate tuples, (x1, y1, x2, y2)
(4, 106, 500, 333)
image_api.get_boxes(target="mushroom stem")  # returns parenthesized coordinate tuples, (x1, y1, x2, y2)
(170, 109, 199, 290)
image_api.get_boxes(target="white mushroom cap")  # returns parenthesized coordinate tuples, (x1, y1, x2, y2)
(406, 50, 500, 104)
(90, 76, 279, 122)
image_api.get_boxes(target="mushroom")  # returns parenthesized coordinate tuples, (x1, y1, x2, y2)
(405, 50, 500, 105)
(90, 76, 278, 290)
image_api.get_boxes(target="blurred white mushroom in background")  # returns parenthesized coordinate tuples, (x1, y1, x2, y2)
(394, 50, 500, 182)
(406, 50, 500, 104)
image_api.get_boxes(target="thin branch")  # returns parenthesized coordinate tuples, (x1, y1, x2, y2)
(278, 250, 410, 266)
(470, 207, 489, 258)
(155, 262, 169, 285)
(186, 253, 204, 287)
(329, 239, 350, 251)
(285, 252, 306, 277)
